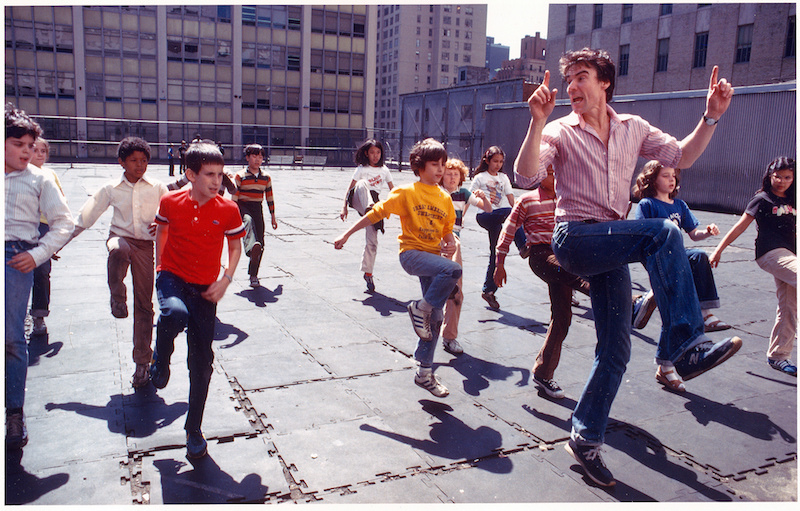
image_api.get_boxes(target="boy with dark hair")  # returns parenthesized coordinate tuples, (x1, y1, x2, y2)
(67, 136, 168, 388)
(149, 142, 244, 459)
(335, 138, 460, 397)
(232, 143, 277, 287)
(5, 103, 74, 448)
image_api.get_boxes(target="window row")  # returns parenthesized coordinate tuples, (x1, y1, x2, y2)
(310, 8, 365, 37)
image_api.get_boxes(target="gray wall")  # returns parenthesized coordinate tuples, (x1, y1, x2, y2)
(485, 83, 796, 213)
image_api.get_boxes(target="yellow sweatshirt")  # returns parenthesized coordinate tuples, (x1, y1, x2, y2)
(366, 181, 455, 254)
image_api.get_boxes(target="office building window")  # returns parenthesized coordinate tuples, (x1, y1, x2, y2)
(618, 44, 629, 76)
(593, 5, 603, 30)
(693, 32, 708, 68)
(785, 15, 796, 58)
(735, 24, 753, 63)
(660, 4, 672, 16)
(656, 38, 669, 72)
(622, 4, 633, 23)
(567, 5, 576, 35)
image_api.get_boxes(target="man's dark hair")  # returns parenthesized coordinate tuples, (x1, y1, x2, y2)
(5, 102, 43, 140)
(186, 140, 225, 173)
(117, 136, 151, 161)
(559, 48, 616, 102)
(409, 138, 447, 176)
(244, 143, 265, 157)
(354, 138, 385, 167)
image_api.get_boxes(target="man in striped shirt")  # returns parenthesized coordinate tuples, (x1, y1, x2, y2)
(232, 144, 277, 288)
(514, 48, 737, 486)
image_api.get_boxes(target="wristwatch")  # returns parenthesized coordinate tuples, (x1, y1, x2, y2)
(703, 115, 718, 126)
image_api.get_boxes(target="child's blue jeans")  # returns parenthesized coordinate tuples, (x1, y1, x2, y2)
(5, 241, 35, 411)
(399, 249, 461, 368)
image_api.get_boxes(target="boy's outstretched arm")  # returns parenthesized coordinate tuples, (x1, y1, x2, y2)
(334, 214, 374, 249)
(202, 237, 242, 303)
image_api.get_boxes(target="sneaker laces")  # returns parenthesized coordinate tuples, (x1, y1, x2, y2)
(583, 445, 606, 462)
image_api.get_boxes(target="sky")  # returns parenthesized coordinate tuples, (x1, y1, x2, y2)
(485, 0, 550, 60)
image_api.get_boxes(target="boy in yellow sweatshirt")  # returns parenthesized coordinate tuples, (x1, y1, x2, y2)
(335, 138, 460, 397)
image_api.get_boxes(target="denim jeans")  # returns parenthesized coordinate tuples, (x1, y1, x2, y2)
(153, 271, 217, 433)
(30, 222, 51, 317)
(551, 219, 710, 445)
(476, 208, 511, 294)
(686, 248, 720, 310)
(399, 249, 461, 368)
(6, 241, 35, 411)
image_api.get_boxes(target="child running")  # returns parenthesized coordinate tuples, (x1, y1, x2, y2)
(340, 139, 394, 292)
(494, 166, 591, 398)
(470, 146, 515, 310)
(439, 158, 492, 355)
(69, 137, 169, 388)
(632, 160, 730, 391)
(232, 143, 277, 288)
(710, 157, 797, 377)
(335, 138, 459, 397)
(149, 142, 245, 458)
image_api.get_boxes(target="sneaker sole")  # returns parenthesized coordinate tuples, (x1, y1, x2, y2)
(681, 336, 742, 381)
(564, 443, 615, 487)
(633, 295, 657, 329)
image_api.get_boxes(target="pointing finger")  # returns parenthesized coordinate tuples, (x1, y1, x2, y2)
(709, 65, 719, 89)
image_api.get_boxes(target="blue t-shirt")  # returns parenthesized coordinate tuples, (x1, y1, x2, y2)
(634, 197, 699, 233)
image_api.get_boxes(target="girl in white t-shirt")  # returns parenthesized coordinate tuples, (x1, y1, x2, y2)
(470, 146, 515, 309)
(340, 139, 394, 292)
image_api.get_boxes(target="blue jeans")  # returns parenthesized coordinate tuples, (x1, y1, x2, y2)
(551, 219, 710, 445)
(6, 241, 35, 411)
(476, 208, 512, 294)
(153, 271, 217, 433)
(686, 248, 720, 310)
(399, 249, 461, 368)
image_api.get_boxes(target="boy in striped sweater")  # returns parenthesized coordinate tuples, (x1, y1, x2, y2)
(232, 144, 277, 287)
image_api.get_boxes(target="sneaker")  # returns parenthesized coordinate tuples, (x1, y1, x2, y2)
(110, 299, 128, 319)
(443, 338, 463, 355)
(32, 317, 47, 335)
(768, 358, 798, 377)
(132, 364, 150, 388)
(364, 273, 375, 292)
(186, 430, 208, 459)
(481, 291, 500, 310)
(674, 337, 742, 381)
(565, 439, 615, 487)
(249, 241, 262, 260)
(414, 372, 449, 398)
(150, 360, 170, 389)
(6, 412, 28, 450)
(249, 275, 260, 288)
(632, 290, 656, 329)
(533, 374, 565, 399)
(407, 300, 433, 341)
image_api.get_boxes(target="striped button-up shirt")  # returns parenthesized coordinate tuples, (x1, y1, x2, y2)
(514, 105, 682, 223)
(496, 188, 556, 259)
(5, 164, 74, 266)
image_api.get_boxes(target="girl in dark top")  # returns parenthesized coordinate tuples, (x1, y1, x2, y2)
(711, 157, 797, 376)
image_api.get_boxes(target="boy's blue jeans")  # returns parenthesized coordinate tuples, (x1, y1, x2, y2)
(5, 241, 35, 411)
(153, 271, 217, 433)
(399, 249, 462, 368)
(551, 219, 711, 446)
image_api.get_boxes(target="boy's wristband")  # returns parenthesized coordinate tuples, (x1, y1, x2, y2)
(222, 274, 233, 283)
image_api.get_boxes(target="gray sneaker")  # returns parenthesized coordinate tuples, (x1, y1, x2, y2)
(414, 372, 449, 397)
(675, 337, 742, 381)
(443, 338, 463, 355)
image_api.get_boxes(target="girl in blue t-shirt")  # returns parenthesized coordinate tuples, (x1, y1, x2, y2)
(632, 160, 730, 392)
(711, 157, 797, 377)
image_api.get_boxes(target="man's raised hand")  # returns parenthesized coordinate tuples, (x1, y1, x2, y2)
(706, 65, 734, 119)
(528, 70, 558, 123)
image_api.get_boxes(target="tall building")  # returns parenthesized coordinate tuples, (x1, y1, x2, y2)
(374, 4, 487, 136)
(521, 32, 546, 60)
(494, 33, 547, 84)
(4, 5, 377, 161)
(545, 3, 795, 96)
(485, 36, 509, 79)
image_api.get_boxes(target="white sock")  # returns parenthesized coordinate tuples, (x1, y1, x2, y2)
(417, 299, 433, 313)
(417, 366, 432, 378)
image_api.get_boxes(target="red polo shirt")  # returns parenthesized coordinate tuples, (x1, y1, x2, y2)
(155, 189, 245, 285)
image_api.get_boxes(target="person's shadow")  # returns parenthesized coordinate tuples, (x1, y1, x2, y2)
(521, 397, 733, 500)
(354, 292, 408, 317)
(236, 284, 283, 308)
(680, 391, 795, 442)
(153, 455, 271, 503)
(214, 319, 249, 349)
(45, 390, 187, 438)
(446, 353, 529, 397)
(477, 307, 547, 333)
(5, 449, 69, 505)
(360, 399, 513, 473)
(27, 331, 63, 365)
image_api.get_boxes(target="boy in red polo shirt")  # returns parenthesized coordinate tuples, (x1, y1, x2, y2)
(149, 141, 244, 459)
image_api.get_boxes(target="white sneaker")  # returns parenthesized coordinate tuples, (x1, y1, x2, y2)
(407, 300, 433, 341)
(443, 338, 463, 355)
(415, 372, 449, 397)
